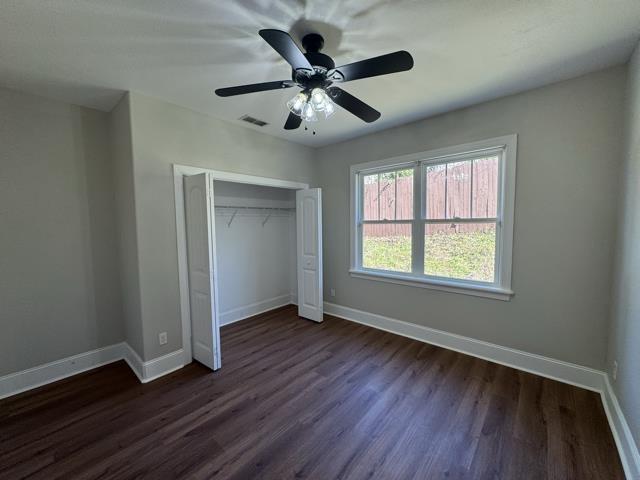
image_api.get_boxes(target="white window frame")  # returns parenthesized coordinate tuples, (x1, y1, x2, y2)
(349, 135, 517, 301)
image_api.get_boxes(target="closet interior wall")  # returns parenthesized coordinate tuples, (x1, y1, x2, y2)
(213, 181, 297, 325)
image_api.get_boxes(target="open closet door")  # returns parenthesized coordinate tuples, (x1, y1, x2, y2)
(184, 173, 221, 370)
(297, 188, 323, 322)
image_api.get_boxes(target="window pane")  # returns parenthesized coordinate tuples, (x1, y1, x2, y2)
(426, 156, 500, 220)
(426, 164, 446, 219)
(379, 174, 395, 220)
(424, 222, 496, 282)
(445, 161, 472, 218)
(393, 169, 413, 220)
(363, 169, 413, 221)
(472, 156, 499, 218)
(363, 223, 411, 273)
(426, 161, 472, 219)
(363, 173, 379, 220)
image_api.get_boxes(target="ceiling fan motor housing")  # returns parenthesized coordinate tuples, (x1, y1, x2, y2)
(303, 33, 335, 69)
(293, 33, 335, 89)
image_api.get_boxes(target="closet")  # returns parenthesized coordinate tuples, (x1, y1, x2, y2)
(213, 181, 297, 326)
(181, 170, 322, 372)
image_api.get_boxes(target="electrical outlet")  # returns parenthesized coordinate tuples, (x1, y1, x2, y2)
(330, 288, 336, 297)
(612, 361, 618, 381)
(159, 332, 168, 345)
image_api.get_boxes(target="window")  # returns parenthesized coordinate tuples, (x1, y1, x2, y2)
(350, 135, 516, 300)
(361, 168, 413, 273)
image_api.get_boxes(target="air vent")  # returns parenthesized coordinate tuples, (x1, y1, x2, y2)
(239, 115, 268, 127)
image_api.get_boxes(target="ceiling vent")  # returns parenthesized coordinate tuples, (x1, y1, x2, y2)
(239, 115, 268, 127)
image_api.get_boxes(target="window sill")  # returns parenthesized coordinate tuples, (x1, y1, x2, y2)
(348, 269, 514, 301)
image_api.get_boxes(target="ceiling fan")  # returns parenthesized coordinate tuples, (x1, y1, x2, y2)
(215, 29, 414, 131)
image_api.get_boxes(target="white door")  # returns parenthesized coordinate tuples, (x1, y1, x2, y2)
(184, 173, 221, 370)
(297, 188, 323, 322)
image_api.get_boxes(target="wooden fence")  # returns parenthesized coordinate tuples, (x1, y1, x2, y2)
(364, 158, 498, 237)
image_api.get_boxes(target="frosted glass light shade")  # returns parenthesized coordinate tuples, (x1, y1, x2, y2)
(287, 89, 334, 122)
(287, 92, 307, 116)
(302, 102, 318, 122)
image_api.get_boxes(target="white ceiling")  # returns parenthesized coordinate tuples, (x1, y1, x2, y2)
(1, 1, 640, 147)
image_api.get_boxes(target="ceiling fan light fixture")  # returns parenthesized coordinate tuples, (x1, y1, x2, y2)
(288, 89, 333, 122)
(324, 100, 335, 118)
(310, 88, 336, 115)
(302, 102, 318, 122)
(310, 88, 327, 111)
(287, 92, 307, 116)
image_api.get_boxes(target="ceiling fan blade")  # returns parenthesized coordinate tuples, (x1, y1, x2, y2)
(284, 112, 302, 130)
(215, 80, 295, 97)
(259, 29, 313, 72)
(333, 51, 413, 82)
(328, 87, 381, 123)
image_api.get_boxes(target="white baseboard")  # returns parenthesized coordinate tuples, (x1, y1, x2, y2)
(121, 343, 145, 382)
(601, 376, 640, 479)
(1, 342, 186, 400)
(324, 302, 604, 391)
(2, 295, 302, 400)
(140, 348, 185, 382)
(102, 344, 185, 384)
(324, 301, 640, 478)
(0, 343, 126, 400)
(220, 294, 294, 326)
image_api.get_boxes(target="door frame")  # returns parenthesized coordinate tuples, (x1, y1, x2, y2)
(173, 164, 309, 367)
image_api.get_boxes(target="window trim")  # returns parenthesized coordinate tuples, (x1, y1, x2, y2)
(349, 135, 517, 301)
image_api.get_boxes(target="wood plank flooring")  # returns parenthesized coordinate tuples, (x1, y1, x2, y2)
(0, 305, 624, 479)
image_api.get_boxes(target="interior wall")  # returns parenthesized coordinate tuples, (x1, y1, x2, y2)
(213, 181, 296, 325)
(108, 93, 145, 359)
(315, 66, 626, 369)
(128, 92, 316, 361)
(607, 42, 640, 448)
(0, 87, 123, 376)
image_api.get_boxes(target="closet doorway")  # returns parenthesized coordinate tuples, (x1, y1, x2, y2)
(174, 166, 322, 371)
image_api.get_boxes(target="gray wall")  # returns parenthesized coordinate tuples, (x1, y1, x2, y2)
(607, 43, 640, 447)
(108, 93, 145, 358)
(127, 92, 316, 360)
(1, 60, 633, 408)
(0, 88, 123, 375)
(316, 66, 626, 369)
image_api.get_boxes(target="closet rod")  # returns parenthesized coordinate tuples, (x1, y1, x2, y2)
(215, 205, 292, 227)
(213, 205, 294, 211)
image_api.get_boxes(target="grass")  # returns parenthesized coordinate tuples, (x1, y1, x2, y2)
(363, 230, 495, 282)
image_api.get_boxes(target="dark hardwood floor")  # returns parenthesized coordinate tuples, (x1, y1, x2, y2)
(0, 305, 624, 479)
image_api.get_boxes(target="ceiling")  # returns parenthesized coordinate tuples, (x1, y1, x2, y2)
(1, 1, 640, 147)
